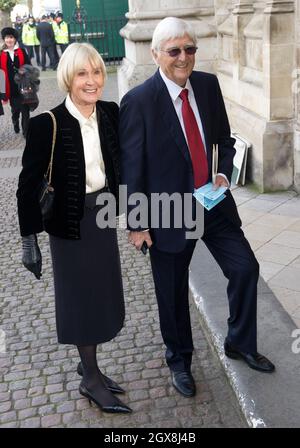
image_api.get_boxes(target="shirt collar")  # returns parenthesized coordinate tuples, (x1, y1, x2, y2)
(4, 43, 19, 53)
(65, 94, 97, 127)
(159, 67, 193, 101)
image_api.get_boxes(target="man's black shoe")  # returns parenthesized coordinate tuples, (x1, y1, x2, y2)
(224, 341, 275, 373)
(171, 371, 196, 397)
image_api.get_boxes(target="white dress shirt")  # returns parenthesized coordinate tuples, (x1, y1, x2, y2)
(65, 94, 106, 193)
(159, 68, 229, 185)
(159, 68, 207, 151)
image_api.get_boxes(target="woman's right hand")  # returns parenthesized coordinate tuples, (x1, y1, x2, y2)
(21, 234, 42, 280)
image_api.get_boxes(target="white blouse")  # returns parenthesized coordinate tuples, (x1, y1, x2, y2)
(65, 94, 106, 193)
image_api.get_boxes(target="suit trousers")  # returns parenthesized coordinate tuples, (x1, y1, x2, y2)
(26, 45, 40, 65)
(149, 208, 259, 372)
(41, 45, 57, 69)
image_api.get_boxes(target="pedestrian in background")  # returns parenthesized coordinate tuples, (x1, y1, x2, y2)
(49, 12, 60, 64)
(14, 16, 25, 49)
(22, 16, 41, 66)
(16, 42, 132, 415)
(0, 27, 30, 136)
(37, 15, 57, 71)
(54, 12, 69, 56)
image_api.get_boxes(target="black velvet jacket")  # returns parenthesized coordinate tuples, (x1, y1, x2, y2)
(17, 100, 120, 239)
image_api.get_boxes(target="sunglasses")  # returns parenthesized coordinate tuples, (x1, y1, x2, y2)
(160, 46, 198, 58)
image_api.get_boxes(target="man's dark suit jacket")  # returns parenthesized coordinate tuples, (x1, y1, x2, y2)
(119, 69, 241, 253)
(36, 21, 56, 47)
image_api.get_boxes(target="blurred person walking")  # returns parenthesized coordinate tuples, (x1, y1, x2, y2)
(22, 16, 41, 66)
(0, 27, 31, 136)
(37, 15, 57, 71)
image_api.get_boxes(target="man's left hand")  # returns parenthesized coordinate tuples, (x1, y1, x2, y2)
(212, 175, 229, 190)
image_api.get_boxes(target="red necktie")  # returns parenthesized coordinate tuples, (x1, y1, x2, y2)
(179, 89, 208, 188)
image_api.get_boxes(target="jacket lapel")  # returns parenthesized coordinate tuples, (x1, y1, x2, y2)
(152, 71, 193, 170)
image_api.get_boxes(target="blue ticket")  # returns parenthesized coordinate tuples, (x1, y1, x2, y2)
(193, 182, 227, 211)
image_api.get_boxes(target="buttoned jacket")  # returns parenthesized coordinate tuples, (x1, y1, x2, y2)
(17, 100, 120, 239)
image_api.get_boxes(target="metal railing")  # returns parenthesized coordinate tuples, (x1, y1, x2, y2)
(68, 17, 127, 66)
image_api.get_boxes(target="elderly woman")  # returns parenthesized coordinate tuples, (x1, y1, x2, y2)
(16, 43, 131, 414)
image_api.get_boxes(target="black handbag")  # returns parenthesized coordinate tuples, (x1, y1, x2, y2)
(39, 111, 57, 221)
(15, 65, 40, 111)
(20, 84, 39, 111)
(20, 83, 38, 104)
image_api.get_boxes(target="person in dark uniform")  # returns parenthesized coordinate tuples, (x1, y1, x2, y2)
(0, 27, 30, 136)
(14, 16, 25, 49)
(16, 42, 131, 415)
(36, 15, 57, 71)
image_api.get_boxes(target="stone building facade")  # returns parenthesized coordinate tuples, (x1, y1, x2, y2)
(118, 0, 299, 192)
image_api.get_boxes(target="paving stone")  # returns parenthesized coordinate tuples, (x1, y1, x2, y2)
(18, 407, 38, 420)
(20, 417, 41, 428)
(0, 411, 17, 424)
(45, 384, 63, 394)
(31, 395, 48, 407)
(0, 401, 12, 413)
(49, 392, 69, 404)
(14, 398, 31, 410)
(41, 414, 62, 428)
(56, 400, 75, 413)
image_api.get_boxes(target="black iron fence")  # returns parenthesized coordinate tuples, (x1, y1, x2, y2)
(68, 17, 127, 66)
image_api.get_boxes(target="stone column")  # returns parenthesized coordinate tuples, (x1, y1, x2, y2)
(294, 0, 300, 192)
(261, 0, 294, 189)
(118, 0, 216, 99)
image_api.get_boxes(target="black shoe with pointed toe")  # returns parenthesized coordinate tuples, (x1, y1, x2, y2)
(224, 341, 275, 373)
(79, 382, 132, 414)
(77, 362, 125, 394)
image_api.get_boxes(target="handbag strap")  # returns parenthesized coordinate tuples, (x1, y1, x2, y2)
(44, 111, 57, 184)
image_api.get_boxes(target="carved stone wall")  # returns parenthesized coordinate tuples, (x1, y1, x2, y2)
(118, 0, 216, 98)
(294, 0, 300, 190)
(216, 0, 295, 191)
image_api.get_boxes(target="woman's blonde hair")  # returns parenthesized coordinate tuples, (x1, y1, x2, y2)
(57, 42, 107, 92)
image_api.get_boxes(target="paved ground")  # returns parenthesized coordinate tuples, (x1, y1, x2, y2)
(0, 73, 246, 428)
(232, 187, 300, 328)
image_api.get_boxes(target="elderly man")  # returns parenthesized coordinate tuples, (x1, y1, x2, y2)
(119, 17, 275, 398)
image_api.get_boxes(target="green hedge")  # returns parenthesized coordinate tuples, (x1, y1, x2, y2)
(0, 0, 18, 12)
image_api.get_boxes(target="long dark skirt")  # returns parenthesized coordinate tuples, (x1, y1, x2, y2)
(49, 194, 125, 346)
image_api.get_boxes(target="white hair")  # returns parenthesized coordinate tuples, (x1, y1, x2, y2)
(151, 17, 197, 52)
(57, 42, 107, 93)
